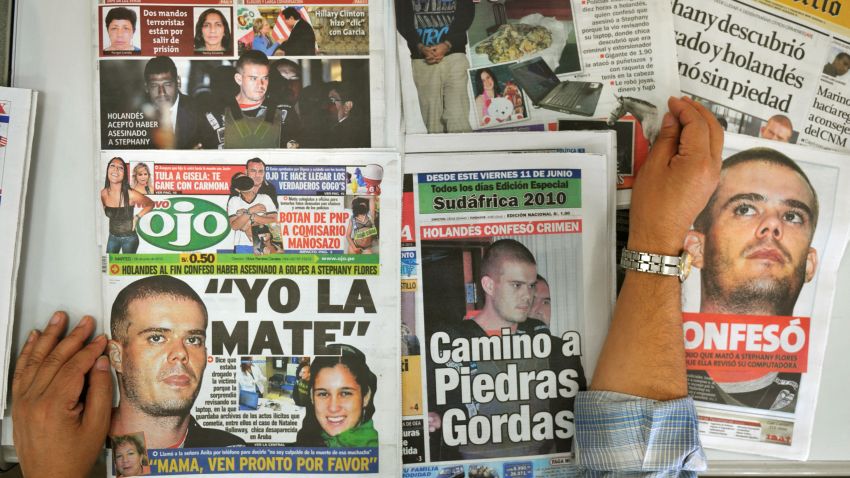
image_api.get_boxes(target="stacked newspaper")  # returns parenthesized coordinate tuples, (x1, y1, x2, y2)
(95, 0, 393, 150)
(397, 0, 680, 201)
(399, 135, 617, 475)
(0, 86, 37, 414)
(93, 1, 402, 477)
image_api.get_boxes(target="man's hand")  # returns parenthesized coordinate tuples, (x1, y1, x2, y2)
(628, 96, 723, 254)
(12, 312, 113, 478)
(429, 42, 451, 63)
(591, 96, 723, 400)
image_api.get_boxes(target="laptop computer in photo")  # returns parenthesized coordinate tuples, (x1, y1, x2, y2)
(509, 57, 603, 116)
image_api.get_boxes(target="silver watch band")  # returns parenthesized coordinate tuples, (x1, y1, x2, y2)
(620, 248, 689, 281)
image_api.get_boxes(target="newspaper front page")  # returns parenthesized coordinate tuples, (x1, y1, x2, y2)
(396, 0, 680, 189)
(674, 0, 850, 153)
(681, 133, 850, 459)
(98, 150, 400, 477)
(96, 0, 389, 150)
(401, 152, 614, 476)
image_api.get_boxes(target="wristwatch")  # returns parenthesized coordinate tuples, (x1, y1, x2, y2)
(620, 248, 692, 282)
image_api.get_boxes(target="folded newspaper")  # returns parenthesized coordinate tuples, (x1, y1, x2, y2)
(680, 133, 850, 459)
(400, 151, 615, 476)
(95, 0, 392, 150)
(674, 0, 850, 153)
(98, 150, 400, 477)
(396, 0, 680, 190)
(0, 87, 37, 414)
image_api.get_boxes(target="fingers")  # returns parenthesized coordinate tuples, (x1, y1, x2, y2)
(49, 335, 109, 411)
(682, 97, 724, 162)
(646, 108, 682, 167)
(13, 312, 68, 396)
(26, 315, 97, 397)
(12, 329, 41, 396)
(667, 96, 711, 162)
(81, 355, 114, 439)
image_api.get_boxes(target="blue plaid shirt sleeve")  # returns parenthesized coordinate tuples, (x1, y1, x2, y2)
(574, 391, 707, 477)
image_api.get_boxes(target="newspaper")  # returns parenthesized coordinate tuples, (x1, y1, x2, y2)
(404, 130, 634, 207)
(674, 0, 850, 153)
(96, 0, 391, 150)
(98, 150, 400, 477)
(680, 133, 850, 459)
(396, 0, 681, 189)
(0, 87, 37, 413)
(401, 152, 614, 476)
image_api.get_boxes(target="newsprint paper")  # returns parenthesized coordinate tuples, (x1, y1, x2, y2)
(400, 152, 615, 476)
(0, 87, 37, 413)
(96, 0, 391, 150)
(396, 0, 679, 190)
(674, 0, 850, 153)
(681, 133, 850, 459)
(98, 150, 400, 477)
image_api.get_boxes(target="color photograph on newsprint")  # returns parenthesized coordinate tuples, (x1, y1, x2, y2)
(396, 0, 679, 190)
(680, 133, 850, 459)
(96, 0, 390, 151)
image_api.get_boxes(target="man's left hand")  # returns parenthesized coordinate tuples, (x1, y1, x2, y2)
(429, 42, 451, 63)
(12, 312, 113, 478)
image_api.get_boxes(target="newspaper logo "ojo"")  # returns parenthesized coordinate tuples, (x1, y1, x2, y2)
(138, 197, 230, 251)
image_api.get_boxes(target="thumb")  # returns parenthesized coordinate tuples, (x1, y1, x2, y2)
(647, 111, 681, 166)
(81, 355, 114, 439)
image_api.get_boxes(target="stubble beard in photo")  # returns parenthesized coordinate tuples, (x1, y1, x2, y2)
(121, 360, 203, 418)
(702, 250, 807, 316)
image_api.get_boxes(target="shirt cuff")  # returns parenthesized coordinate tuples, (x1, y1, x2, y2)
(574, 391, 707, 475)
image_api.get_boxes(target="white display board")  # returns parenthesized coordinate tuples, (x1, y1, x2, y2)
(4, 0, 850, 474)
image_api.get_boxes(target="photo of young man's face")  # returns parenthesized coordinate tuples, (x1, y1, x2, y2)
(115, 295, 208, 416)
(688, 159, 818, 313)
(483, 259, 537, 325)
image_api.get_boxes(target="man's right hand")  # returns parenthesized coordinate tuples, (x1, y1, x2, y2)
(628, 96, 723, 254)
(12, 312, 113, 478)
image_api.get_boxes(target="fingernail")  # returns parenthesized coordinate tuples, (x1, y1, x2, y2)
(662, 112, 675, 127)
(49, 311, 64, 326)
(96, 355, 110, 371)
(26, 330, 38, 343)
(75, 315, 92, 329)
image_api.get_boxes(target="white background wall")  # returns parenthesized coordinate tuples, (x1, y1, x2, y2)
(7, 0, 850, 473)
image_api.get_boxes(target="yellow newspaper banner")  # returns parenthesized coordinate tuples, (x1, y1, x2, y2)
(401, 279, 417, 292)
(760, 0, 850, 36)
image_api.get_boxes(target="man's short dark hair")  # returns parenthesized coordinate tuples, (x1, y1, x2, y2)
(105, 7, 137, 30)
(693, 147, 819, 233)
(273, 58, 301, 74)
(246, 157, 266, 168)
(328, 81, 356, 103)
(766, 114, 792, 130)
(235, 50, 270, 73)
(480, 239, 536, 280)
(282, 7, 301, 20)
(536, 274, 548, 287)
(836, 52, 850, 62)
(144, 56, 178, 83)
(111, 275, 208, 344)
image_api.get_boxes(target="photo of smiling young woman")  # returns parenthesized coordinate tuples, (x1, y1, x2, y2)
(294, 345, 379, 448)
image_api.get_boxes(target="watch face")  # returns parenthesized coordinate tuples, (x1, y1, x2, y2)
(678, 250, 692, 282)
